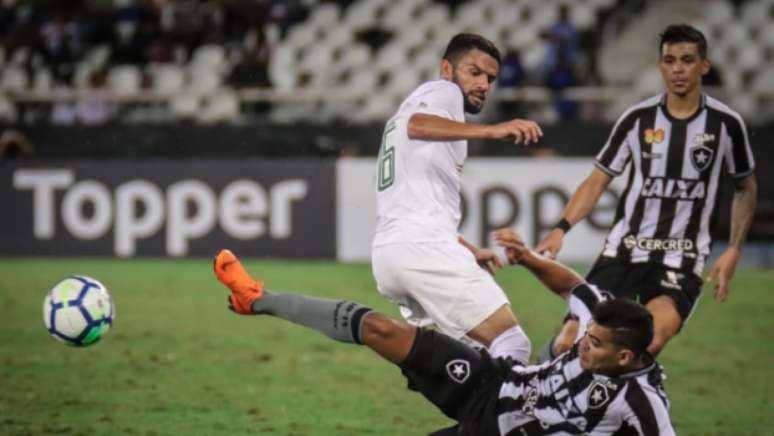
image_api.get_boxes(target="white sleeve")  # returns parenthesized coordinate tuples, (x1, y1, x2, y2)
(403, 81, 465, 121)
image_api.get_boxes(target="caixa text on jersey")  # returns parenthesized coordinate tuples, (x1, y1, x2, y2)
(640, 177, 706, 199)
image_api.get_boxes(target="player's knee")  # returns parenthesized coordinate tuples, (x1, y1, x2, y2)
(489, 325, 531, 364)
(361, 314, 405, 344)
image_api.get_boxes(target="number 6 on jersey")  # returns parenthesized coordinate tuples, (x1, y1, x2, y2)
(377, 121, 397, 191)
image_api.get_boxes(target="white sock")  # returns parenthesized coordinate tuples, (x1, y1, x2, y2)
(488, 325, 531, 364)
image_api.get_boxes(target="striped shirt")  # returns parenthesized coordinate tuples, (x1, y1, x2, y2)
(495, 284, 675, 435)
(595, 93, 755, 276)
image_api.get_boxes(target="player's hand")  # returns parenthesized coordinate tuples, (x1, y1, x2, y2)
(535, 228, 564, 260)
(492, 229, 528, 265)
(488, 119, 543, 145)
(473, 248, 503, 275)
(706, 247, 741, 303)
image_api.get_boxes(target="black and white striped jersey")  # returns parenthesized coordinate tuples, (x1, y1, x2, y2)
(595, 93, 755, 277)
(495, 284, 675, 435)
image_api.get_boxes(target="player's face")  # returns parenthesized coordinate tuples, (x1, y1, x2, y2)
(579, 323, 634, 374)
(658, 42, 710, 98)
(441, 49, 499, 114)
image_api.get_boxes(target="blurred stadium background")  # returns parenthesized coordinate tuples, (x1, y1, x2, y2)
(1, 0, 773, 435)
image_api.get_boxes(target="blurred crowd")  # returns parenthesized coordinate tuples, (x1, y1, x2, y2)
(0, 0, 297, 88)
(0, 0, 602, 125)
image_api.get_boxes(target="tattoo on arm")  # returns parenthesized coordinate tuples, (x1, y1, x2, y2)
(729, 175, 757, 249)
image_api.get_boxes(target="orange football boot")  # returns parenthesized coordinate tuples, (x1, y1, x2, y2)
(213, 249, 264, 314)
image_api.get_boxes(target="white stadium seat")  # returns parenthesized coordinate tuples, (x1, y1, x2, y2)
(187, 66, 222, 96)
(197, 90, 240, 124)
(170, 93, 200, 119)
(107, 65, 142, 97)
(1, 67, 28, 91)
(150, 64, 185, 96)
(704, 0, 735, 25)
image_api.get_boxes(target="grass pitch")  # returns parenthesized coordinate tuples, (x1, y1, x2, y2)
(1, 258, 772, 436)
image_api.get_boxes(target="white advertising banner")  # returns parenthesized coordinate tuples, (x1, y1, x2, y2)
(337, 157, 628, 264)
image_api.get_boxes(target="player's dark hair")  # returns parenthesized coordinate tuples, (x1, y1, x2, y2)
(443, 33, 501, 66)
(592, 299, 653, 359)
(659, 24, 708, 59)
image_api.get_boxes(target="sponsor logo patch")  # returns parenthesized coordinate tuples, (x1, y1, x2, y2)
(624, 236, 694, 252)
(644, 128, 665, 144)
(660, 270, 685, 290)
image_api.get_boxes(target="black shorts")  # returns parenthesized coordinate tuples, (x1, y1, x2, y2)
(399, 328, 509, 436)
(586, 256, 703, 323)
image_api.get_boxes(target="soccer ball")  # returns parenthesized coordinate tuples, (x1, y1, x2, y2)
(43, 276, 115, 347)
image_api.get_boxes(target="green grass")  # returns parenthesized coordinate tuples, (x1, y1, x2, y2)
(1, 259, 773, 436)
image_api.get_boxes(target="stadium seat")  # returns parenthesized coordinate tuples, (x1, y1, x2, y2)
(107, 65, 142, 97)
(72, 62, 94, 90)
(0, 94, 17, 122)
(308, 3, 340, 28)
(741, 0, 774, 26)
(187, 67, 222, 96)
(33, 68, 53, 93)
(84, 45, 111, 71)
(170, 93, 200, 120)
(750, 65, 774, 93)
(636, 68, 664, 94)
(374, 42, 409, 72)
(704, 0, 735, 25)
(0, 67, 28, 91)
(337, 44, 371, 70)
(737, 46, 763, 72)
(149, 64, 185, 96)
(197, 90, 240, 124)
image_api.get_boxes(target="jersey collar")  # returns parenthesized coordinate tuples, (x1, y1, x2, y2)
(659, 92, 706, 123)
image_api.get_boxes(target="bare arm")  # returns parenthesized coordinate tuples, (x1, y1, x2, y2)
(535, 167, 613, 258)
(728, 174, 757, 250)
(557, 167, 614, 227)
(519, 251, 585, 300)
(707, 174, 757, 302)
(493, 229, 584, 300)
(459, 236, 503, 275)
(408, 113, 543, 144)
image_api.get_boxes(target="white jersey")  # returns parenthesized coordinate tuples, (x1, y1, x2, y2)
(373, 80, 467, 247)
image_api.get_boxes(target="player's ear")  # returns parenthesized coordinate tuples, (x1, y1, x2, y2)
(617, 348, 636, 367)
(701, 58, 711, 76)
(440, 59, 454, 81)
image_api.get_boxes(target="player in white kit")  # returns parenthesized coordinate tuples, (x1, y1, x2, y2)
(371, 33, 543, 363)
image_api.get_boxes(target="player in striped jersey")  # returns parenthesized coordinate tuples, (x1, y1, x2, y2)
(536, 24, 758, 359)
(213, 238, 675, 435)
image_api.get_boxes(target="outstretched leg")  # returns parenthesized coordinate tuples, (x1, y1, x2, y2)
(213, 249, 416, 364)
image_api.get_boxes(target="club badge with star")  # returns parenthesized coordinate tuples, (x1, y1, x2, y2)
(587, 381, 612, 409)
(445, 359, 471, 384)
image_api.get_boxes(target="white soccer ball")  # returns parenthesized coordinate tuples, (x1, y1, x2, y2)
(43, 276, 115, 347)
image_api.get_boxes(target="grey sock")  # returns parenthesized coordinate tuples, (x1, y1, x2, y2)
(251, 290, 372, 344)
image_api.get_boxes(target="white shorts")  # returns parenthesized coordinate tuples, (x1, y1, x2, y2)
(371, 241, 510, 340)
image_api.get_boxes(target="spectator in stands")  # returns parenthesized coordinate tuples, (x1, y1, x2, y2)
(51, 69, 115, 126)
(540, 5, 580, 77)
(496, 49, 526, 119)
(228, 30, 271, 89)
(0, 128, 34, 159)
(37, 6, 84, 84)
(545, 47, 579, 120)
(229, 27, 273, 115)
(540, 5, 581, 121)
